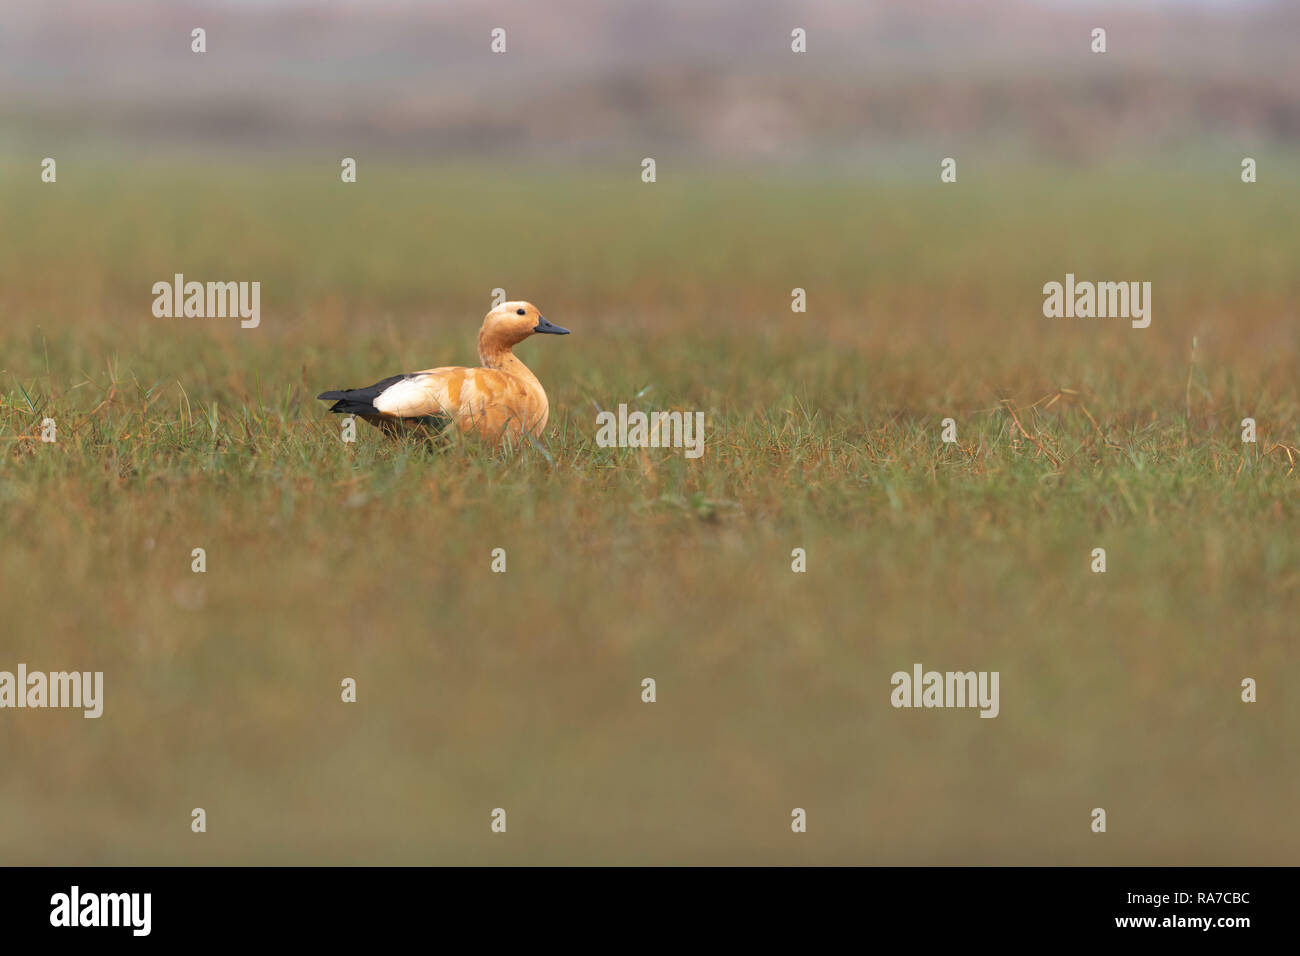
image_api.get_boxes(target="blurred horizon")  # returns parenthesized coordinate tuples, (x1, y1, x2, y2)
(3, 0, 1298, 163)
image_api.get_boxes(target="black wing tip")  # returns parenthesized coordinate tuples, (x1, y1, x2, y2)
(317, 374, 410, 415)
(318, 390, 375, 413)
(325, 399, 380, 416)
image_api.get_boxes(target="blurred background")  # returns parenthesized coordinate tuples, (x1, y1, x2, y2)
(2, 0, 1298, 164)
(0, 0, 1296, 866)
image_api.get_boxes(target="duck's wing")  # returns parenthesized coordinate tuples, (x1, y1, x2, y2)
(317, 373, 411, 416)
(374, 366, 532, 424)
(319, 367, 535, 435)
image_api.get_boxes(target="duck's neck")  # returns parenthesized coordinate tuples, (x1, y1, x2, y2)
(479, 333, 540, 386)
(479, 330, 550, 431)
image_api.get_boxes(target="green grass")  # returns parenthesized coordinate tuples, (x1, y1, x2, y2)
(0, 160, 1297, 864)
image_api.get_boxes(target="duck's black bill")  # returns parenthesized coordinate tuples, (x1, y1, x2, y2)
(534, 316, 570, 335)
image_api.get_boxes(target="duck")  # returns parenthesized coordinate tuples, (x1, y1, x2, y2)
(317, 301, 569, 441)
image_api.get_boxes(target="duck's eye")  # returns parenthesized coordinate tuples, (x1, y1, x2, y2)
(516, 308, 526, 315)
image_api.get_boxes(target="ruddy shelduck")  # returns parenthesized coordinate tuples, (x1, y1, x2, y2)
(317, 301, 570, 440)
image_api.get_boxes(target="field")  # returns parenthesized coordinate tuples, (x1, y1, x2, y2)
(1, 158, 1297, 864)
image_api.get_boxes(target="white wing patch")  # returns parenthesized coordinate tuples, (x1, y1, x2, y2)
(373, 374, 443, 417)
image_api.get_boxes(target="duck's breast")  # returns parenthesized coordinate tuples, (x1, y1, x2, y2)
(376, 367, 544, 439)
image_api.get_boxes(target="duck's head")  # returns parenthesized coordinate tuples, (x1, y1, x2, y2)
(481, 301, 570, 347)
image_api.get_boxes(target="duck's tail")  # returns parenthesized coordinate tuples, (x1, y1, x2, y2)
(317, 374, 407, 416)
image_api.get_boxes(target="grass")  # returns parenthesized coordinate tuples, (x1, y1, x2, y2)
(0, 158, 1297, 864)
